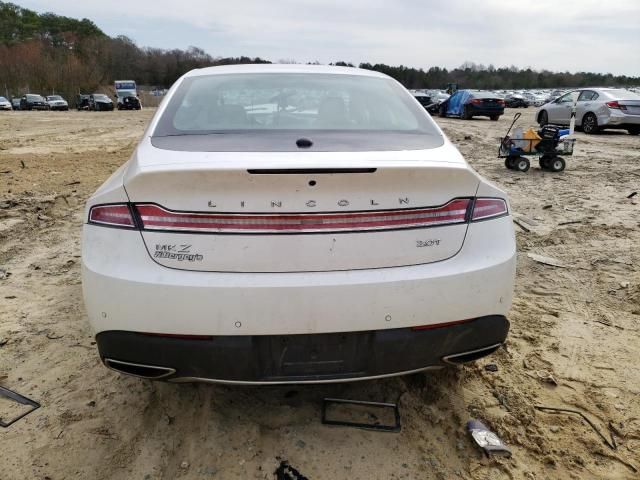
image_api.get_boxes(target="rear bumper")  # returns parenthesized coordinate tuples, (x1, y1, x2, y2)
(599, 111, 640, 127)
(468, 106, 504, 116)
(82, 215, 515, 336)
(97, 315, 509, 384)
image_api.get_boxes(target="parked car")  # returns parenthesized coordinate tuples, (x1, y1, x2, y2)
(440, 90, 505, 120)
(537, 88, 640, 135)
(76, 94, 91, 110)
(20, 94, 50, 110)
(424, 91, 450, 114)
(116, 92, 141, 110)
(89, 94, 114, 111)
(11, 98, 21, 110)
(82, 64, 515, 384)
(523, 92, 546, 107)
(413, 92, 433, 109)
(0, 96, 11, 110)
(45, 95, 69, 111)
(504, 94, 528, 108)
(412, 92, 442, 114)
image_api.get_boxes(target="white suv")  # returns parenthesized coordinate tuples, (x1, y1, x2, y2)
(82, 64, 516, 384)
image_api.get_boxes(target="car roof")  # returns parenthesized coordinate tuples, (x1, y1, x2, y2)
(185, 64, 389, 79)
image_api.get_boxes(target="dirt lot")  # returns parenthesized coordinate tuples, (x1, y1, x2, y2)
(1, 109, 639, 480)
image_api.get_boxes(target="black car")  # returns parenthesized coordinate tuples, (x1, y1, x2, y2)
(504, 94, 528, 108)
(413, 92, 432, 108)
(20, 94, 50, 111)
(412, 92, 447, 115)
(117, 94, 141, 110)
(440, 90, 505, 120)
(89, 94, 114, 111)
(76, 94, 91, 111)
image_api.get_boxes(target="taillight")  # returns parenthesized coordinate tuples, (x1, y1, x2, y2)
(606, 101, 625, 110)
(471, 198, 508, 221)
(497, 99, 505, 106)
(471, 99, 483, 105)
(88, 198, 508, 232)
(88, 204, 136, 228)
(134, 200, 472, 234)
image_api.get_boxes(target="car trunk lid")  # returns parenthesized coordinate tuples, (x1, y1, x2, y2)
(124, 148, 479, 273)
(618, 99, 640, 115)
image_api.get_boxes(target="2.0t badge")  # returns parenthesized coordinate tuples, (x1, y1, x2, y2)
(416, 239, 441, 248)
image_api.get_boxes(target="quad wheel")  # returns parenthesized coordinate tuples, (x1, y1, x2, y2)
(506, 156, 530, 172)
(539, 155, 566, 172)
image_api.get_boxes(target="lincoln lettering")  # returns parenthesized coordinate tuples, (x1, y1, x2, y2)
(205, 198, 411, 208)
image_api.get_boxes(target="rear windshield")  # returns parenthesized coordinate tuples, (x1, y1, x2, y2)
(27, 94, 43, 101)
(155, 73, 439, 135)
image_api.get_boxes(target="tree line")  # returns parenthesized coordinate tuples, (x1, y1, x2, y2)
(1, 1, 638, 104)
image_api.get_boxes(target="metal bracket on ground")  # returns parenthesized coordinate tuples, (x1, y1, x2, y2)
(0, 385, 41, 428)
(321, 397, 401, 432)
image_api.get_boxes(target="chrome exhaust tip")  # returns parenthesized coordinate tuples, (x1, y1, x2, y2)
(103, 358, 176, 380)
(442, 343, 503, 365)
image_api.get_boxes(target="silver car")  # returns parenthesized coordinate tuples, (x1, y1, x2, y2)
(0, 96, 11, 110)
(46, 95, 69, 111)
(537, 88, 640, 135)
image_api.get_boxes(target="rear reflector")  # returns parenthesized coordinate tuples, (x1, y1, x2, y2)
(471, 198, 508, 221)
(89, 204, 135, 227)
(411, 319, 475, 331)
(135, 199, 472, 233)
(142, 332, 214, 340)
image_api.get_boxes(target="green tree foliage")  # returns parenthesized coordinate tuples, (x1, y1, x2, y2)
(0, 1, 103, 45)
(357, 61, 639, 90)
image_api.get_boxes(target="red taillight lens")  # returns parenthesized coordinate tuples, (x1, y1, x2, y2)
(497, 99, 505, 106)
(471, 198, 508, 221)
(606, 101, 620, 109)
(135, 199, 472, 234)
(89, 204, 136, 228)
(471, 99, 482, 105)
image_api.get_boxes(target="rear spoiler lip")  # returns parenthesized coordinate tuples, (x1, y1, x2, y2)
(247, 168, 377, 174)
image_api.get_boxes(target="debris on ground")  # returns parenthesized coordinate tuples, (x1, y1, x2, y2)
(527, 253, 567, 268)
(467, 419, 512, 457)
(275, 461, 309, 480)
(0, 386, 41, 428)
(534, 405, 616, 450)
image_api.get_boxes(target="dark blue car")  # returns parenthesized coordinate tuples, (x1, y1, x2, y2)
(440, 90, 505, 121)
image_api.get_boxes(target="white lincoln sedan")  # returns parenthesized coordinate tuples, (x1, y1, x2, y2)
(82, 64, 516, 384)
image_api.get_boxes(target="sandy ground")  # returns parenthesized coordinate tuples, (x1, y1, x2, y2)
(1, 108, 639, 480)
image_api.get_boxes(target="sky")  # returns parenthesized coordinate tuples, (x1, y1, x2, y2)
(19, 0, 640, 76)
